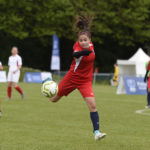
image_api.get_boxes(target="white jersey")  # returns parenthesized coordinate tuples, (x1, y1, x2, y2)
(8, 54, 22, 72)
(0, 61, 2, 66)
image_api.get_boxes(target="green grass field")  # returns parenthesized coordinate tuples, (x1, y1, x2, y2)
(0, 83, 150, 150)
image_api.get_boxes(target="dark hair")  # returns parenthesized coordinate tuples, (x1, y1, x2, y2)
(74, 14, 93, 38)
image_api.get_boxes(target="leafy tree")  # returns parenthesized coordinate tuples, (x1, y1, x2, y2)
(0, 0, 150, 71)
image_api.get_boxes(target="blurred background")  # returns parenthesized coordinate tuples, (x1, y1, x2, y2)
(0, 0, 150, 73)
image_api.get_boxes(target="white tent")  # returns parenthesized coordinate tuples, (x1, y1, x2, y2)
(117, 48, 150, 77)
(117, 48, 149, 94)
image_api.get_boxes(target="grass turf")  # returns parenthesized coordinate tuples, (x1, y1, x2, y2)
(0, 83, 150, 150)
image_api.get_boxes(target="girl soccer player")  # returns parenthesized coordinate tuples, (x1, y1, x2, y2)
(7, 46, 24, 100)
(49, 15, 106, 140)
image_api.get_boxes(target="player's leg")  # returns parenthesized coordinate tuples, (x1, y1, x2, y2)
(78, 83, 106, 140)
(84, 97, 99, 132)
(50, 95, 62, 102)
(146, 89, 150, 108)
(7, 71, 13, 99)
(7, 82, 12, 100)
(13, 82, 24, 98)
(50, 75, 76, 103)
(12, 71, 24, 99)
(146, 78, 150, 108)
(148, 88, 150, 106)
(84, 97, 106, 140)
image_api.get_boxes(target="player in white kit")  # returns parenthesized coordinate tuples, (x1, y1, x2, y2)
(7, 46, 24, 100)
(0, 61, 3, 116)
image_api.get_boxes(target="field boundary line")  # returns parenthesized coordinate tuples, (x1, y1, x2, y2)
(135, 109, 150, 116)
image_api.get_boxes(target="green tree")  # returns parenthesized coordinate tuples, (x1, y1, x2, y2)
(0, 0, 150, 71)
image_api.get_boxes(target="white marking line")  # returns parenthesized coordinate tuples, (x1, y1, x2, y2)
(135, 109, 150, 116)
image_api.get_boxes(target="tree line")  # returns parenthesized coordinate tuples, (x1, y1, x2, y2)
(0, 0, 150, 72)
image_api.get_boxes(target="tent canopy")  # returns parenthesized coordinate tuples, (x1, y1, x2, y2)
(117, 48, 150, 76)
(128, 48, 150, 62)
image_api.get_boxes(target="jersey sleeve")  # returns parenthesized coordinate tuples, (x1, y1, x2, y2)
(18, 56, 22, 66)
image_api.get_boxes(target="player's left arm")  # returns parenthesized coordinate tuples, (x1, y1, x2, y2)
(18, 65, 22, 70)
(13, 57, 22, 74)
(17, 57, 22, 70)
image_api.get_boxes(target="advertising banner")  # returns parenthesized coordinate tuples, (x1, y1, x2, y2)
(50, 34, 60, 70)
(24, 72, 52, 83)
(0, 71, 7, 82)
(123, 76, 146, 95)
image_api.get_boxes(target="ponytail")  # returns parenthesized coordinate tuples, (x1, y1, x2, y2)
(74, 13, 93, 38)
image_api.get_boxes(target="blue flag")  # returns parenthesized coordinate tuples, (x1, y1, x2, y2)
(50, 35, 60, 70)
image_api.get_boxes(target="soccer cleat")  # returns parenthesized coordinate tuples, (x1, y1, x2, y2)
(0, 111, 2, 117)
(145, 105, 150, 109)
(94, 130, 107, 141)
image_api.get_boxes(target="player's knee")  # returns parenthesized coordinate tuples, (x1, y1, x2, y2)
(91, 106, 97, 111)
(148, 88, 150, 93)
(90, 103, 97, 111)
(13, 83, 18, 87)
(8, 82, 12, 86)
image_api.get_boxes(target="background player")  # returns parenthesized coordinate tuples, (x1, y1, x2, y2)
(7, 46, 24, 100)
(45, 15, 106, 140)
(113, 63, 119, 86)
(0, 61, 3, 117)
(144, 61, 150, 108)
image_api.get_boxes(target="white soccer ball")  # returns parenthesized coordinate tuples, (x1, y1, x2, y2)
(41, 81, 58, 98)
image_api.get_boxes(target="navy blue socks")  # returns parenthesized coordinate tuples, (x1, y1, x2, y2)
(90, 111, 99, 131)
(148, 92, 150, 105)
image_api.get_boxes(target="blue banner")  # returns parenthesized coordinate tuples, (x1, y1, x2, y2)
(123, 76, 147, 95)
(52, 34, 59, 56)
(50, 34, 60, 70)
(24, 72, 42, 83)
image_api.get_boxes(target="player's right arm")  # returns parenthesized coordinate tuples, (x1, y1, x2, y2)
(73, 50, 92, 58)
(72, 41, 92, 58)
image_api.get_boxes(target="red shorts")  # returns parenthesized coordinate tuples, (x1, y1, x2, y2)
(57, 76, 94, 98)
(148, 77, 150, 89)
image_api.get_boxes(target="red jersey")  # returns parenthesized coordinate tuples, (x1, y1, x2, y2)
(147, 61, 150, 71)
(66, 41, 95, 84)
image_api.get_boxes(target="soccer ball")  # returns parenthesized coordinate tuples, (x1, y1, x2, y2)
(41, 81, 58, 98)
